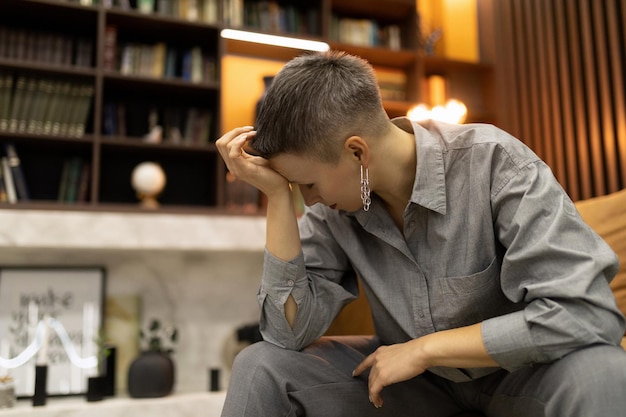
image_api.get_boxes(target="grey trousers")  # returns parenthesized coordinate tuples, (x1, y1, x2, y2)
(220, 335, 626, 417)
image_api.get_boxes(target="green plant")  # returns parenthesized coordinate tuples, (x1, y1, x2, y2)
(140, 319, 178, 354)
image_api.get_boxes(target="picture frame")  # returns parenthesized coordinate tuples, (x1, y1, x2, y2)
(0, 266, 106, 397)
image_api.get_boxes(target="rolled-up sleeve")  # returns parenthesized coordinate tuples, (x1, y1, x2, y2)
(482, 159, 625, 370)
(258, 206, 359, 351)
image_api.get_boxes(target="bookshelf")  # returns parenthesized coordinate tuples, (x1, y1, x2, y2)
(0, 0, 223, 213)
(0, 0, 495, 213)
(224, 0, 496, 122)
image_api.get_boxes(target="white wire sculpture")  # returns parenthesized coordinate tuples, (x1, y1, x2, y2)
(0, 317, 97, 370)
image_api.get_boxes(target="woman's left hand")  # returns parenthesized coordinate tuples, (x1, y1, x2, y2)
(352, 339, 426, 409)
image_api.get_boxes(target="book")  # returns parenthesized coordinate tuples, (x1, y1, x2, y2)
(59, 83, 81, 136)
(0, 164, 7, 203)
(156, 0, 173, 16)
(65, 157, 83, 203)
(103, 25, 118, 71)
(28, 78, 54, 134)
(163, 47, 178, 78)
(77, 161, 91, 202)
(58, 156, 83, 203)
(72, 83, 94, 137)
(190, 47, 203, 83)
(8, 75, 27, 132)
(201, 0, 218, 23)
(102, 102, 118, 136)
(1, 157, 17, 204)
(42, 80, 63, 135)
(57, 158, 71, 202)
(152, 42, 166, 78)
(4, 144, 30, 201)
(138, 0, 155, 14)
(0, 72, 13, 131)
(50, 82, 72, 136)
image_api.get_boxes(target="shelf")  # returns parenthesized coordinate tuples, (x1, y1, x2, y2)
(0, 58, 97, 78)
(104, 6, 221, 31)
(423, 56, 493, 75)
(103, 72, 219, 94)
(330, 0, 416, 21)
(328, 43, 417, 68)
(100, 136, 216, 152)
(0, 131, 95, 146)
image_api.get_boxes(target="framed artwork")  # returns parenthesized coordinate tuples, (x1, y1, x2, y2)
(0, 267, 106, 397)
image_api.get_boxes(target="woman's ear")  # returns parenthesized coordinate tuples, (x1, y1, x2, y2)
(344, 136, 370, 166)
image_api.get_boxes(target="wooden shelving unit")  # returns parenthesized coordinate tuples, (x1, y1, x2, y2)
(0, 0, 495, 214)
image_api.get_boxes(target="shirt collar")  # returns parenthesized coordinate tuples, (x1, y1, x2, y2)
(348, 117, 448, 222)
(391, 117, 448, 215)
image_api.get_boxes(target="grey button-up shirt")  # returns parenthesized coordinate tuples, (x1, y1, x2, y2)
(258, 118, 625, 382)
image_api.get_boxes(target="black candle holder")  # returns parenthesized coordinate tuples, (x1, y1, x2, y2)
(32, 365, 47, 407)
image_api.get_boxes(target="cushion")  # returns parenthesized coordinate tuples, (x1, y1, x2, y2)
(574, 188, 626, 345)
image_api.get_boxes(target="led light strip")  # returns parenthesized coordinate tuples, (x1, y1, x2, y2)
(221, 29, 330, 52)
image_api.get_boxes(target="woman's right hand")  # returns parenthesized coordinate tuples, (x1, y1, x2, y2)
(215, 127, 290, 198)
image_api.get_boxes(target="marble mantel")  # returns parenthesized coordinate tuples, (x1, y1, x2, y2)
(0, 209, 266, 252)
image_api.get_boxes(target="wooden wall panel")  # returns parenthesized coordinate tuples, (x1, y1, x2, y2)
(489, 0, 626, 200)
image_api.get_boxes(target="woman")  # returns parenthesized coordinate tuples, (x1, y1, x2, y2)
(216, 51, 626, 417)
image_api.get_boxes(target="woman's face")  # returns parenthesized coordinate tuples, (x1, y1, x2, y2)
(270, 152, 363, 212)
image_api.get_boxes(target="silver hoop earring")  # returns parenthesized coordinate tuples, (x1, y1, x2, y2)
(360, 165, 371, 211)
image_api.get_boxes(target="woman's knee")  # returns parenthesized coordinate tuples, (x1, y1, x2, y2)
(543, 345, 626, 413)
(232, 341, 291, 374)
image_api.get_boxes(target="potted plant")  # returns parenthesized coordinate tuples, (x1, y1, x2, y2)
(127, 319, 178, 398)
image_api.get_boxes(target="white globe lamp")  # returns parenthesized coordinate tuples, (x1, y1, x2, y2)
(131, 162, 166, 209)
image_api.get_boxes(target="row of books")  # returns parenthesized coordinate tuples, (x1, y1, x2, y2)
(101, 0, 219, 23)
(0, 146, 91, 204)
(376, 67, 407, 101)
(103, 102, 213, 144)
(0, 26, 93, 68)
(105, 26, 217, 83)
(330, 17, 402, 50)
(241, 1, 320, 36)
(0, 72, 94, 138)
(0, 144, 29, 204)
(58, 156, 91, 203)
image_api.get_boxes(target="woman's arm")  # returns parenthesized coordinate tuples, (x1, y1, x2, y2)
(215, 127, 300, 326)
(353, 322, 498, 408)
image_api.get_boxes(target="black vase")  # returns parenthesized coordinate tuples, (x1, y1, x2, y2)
(127, 351, 175, 398)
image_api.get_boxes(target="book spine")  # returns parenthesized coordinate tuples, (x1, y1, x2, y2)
(0, 162, 7, 203)
(103, 25, 118, 71)
(4, 144, 30, 201)
(8, 76, 26, 132)
(1, 157, 17, 204)
(0, 72, 13, 131)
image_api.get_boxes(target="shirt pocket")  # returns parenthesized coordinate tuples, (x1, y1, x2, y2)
(430, 256, 520, 329)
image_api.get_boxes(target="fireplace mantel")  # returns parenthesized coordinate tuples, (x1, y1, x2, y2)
(0, 209, 266, 252)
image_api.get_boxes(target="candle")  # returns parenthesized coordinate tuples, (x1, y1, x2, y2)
(36, 316, 49, 366)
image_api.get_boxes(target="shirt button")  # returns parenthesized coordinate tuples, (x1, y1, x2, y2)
(286, 279, 295, 287)
(408, 221, 416, 228)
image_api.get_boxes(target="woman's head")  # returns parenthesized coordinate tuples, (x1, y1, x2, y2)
(252, 51, 389, 164)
